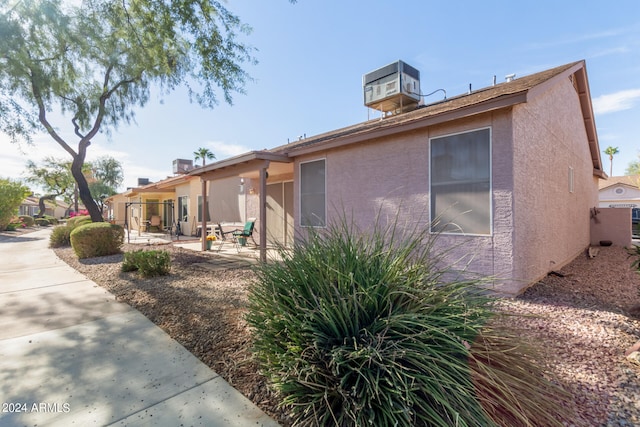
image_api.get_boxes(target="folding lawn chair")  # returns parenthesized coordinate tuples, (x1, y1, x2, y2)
(219, 218, 256, 253)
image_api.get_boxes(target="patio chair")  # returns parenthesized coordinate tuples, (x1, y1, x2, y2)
(219, 218, 256, 252)
(148, 215, 161, 232)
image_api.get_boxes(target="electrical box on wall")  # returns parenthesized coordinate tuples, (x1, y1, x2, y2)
(363, 60, 420, 114)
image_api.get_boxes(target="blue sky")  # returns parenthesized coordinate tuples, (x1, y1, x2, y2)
(3, 0, 640, 190)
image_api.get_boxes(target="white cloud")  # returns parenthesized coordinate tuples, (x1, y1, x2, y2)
(205, 140, 252, 159)
(593, 89, 640, 115)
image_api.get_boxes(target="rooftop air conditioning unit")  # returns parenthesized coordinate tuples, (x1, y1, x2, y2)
(363, 60, 420, 114)
(173, 159, 193, 174)
(137, 178, 150, 186)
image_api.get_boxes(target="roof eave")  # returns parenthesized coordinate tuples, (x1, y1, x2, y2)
(189, 150, 292, 177)
(283, 91, 528, 158)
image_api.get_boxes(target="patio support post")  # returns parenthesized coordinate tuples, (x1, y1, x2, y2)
(201, 178, 207, 252)
(259, 166, 268, 262)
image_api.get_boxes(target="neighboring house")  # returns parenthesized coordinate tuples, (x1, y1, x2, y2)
(19, 196, 39, 217)
(598, 176, 640, 209)
(19, 196, 69, 218)
(191, 60, 604, 295)
(107, 172, 242, 237)
(50, 199, 69, 219)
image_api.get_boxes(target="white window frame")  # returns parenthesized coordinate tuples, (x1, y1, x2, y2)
(429, 127, 493, 236)
(299, 158, 327, 228)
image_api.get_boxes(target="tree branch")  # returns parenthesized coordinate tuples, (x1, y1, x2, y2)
(28, 66, 77, 158)
(83, 64, 142, 143)
(71, 117, 85, 139)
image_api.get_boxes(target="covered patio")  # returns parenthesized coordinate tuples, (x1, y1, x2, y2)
(189, 151, 294, 261)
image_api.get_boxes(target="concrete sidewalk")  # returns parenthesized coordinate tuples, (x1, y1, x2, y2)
(0, 229, 279, 427)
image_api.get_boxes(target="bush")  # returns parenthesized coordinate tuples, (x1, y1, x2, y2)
(122, 249, 171, 277)
(42, 214, 58, 225)
(51, 217, 94, 248)
(247, 218, 572, 427)
(34, 218, 50, 227)
(70, 222, 124, 259)
(49, 225, 73, 248)
(67, 215, 91, 228)
(0, 178, 30, 231)
(19, 215, 35, 227)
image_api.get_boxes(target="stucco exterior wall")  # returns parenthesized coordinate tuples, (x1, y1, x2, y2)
(590, 207, 632, 247)
(175, 180, 201, 236)
(292, 111, 517, 291)
(107, 194, 128, 226)
(511, 75, 598, 291)
(210, 176, 243, 223)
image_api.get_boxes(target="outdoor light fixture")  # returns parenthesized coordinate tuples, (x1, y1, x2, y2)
(239, 178, 245, 194)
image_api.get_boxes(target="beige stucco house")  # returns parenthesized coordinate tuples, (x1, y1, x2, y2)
(107, 172, 244, 237)
(19, 196, 69, 218)
(191, 60, 603, 294)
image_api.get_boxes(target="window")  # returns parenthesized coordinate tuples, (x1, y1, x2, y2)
(430, 128, 491, 235)
(300, 159, 326, 227)
(177, 195, 188, 222)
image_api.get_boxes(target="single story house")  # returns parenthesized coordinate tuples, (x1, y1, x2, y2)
(107, 172, 243, 237)
(191, 60, 604, 295)
(19, 196, 39, 217)
(19, 196, 69, 218)
(599, 176, 640, 209)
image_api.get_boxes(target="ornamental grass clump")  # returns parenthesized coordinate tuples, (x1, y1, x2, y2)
(247, 218, 573, 427)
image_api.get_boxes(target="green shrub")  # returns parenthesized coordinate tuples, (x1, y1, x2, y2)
(49, 217, 112, 250)
(122, 249, 171, 277)
(247, 218, 572, 427)
(42, 214, 58, 225)
(121, 250, 143, 272)
(34, 218, 50, 227)
(0, 178, 30, 230)
(5, 222, 19, 231)
(49, 224, 73, 248)
(70, 222, 124, 259)
(19, 215, 35, 227)
(67, 215, 91, 228)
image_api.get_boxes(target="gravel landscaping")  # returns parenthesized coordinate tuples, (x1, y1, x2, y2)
(49, 239, 640, 427)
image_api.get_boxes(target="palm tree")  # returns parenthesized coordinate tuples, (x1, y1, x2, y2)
(194, 147, 216, 167)
(604, 146, 619, 177)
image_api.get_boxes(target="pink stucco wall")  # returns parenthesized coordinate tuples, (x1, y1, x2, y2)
(292, 73, 599, 295)
(510, 75, 598, 292)
(590, 207, 632, 247)
(293, 111, 517, 292)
